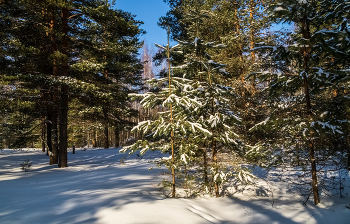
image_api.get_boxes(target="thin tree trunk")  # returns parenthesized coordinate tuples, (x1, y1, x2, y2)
(167, 28, 176, 198)
(211, 101, 219, 197)
(92, 127, 97, 147)
(249, 0, 255, 60)
(59, 85, 68, 168)
(58, 1, 69, 168)
(103, 32, 109, 149)
(348, 144, 350, 171)
(185, 164, 188, 198)
(103, 108, 109, 149)
(46, 111, 52, 155)
(115, 129, 120, 148)
(51, 109, 59, 164)
(208, 66, 219, 197)
(347, 137, 350, 171)
(203, 147, 209, 186)
(41, 118, 46, 152)
(250, 0, 256, 87)
(212, 139, 219, 197)
(301, 16, 320, 205)
(235, 0, 242, 62)
(41, 7, 48, 153)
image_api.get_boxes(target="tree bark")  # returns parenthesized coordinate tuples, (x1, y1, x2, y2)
(203, 147, 209, 186)
(348, 145, 350, 171)
(208, 68, 219, 197)
(235, 0, 242, 61)
(309, 138, 319, 204)
(115, 129, 120, 148)
(59, 85, 68, 168)
(50, 108, 59, 165)
(250, 0, 256, 87)
(92, 127, 97, 147)
(301, 16, 320, 205)
(58, 1, 69, 168)
(212, 139, 219, 197)
(46, 111, 52, 156)
(347, 137, 350, 171)
(41, 118, 46, 152)
(49, 5, 58, 164)
(103, 107, 109, 149)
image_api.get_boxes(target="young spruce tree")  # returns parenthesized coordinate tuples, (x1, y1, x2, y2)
(122, 3, 256, 198)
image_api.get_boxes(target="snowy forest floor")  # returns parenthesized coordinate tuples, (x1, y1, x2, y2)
(0, 148, 349, 224)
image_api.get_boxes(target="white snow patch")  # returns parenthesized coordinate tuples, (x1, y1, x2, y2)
(0, 148, 349, 224)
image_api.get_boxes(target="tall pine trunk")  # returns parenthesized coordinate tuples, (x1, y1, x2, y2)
(59, 2, 69, 168)
(49, 6, 58, 164)
(301, 16, 320, 205)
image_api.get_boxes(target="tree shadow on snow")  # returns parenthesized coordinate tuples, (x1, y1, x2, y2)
(0, 149, 167, 224)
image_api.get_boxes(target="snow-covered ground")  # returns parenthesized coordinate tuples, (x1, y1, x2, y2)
(0, 148, 349, 224)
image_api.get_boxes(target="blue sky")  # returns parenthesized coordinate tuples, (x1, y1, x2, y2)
(113, 0, 292, 47)
(114, 0, 172, 46)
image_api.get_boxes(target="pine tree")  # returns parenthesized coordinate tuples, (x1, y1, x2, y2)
(70, 0, 144, 150)
(0, 0, 144, 166)
(251, 0, 350, 205)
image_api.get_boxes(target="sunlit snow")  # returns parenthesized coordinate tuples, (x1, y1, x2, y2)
(0, 148, 349, 224)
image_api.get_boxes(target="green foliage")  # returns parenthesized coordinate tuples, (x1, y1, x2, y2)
(0, 0, 144, 150)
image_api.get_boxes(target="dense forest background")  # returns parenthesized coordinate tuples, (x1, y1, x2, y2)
(1, 0, 350, 205)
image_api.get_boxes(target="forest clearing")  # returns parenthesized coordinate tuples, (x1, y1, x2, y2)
(1, 148, 349, 224)
(1, 0, 350, 223)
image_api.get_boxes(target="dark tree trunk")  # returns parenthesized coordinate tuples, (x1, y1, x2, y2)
(41, 118, 46, 152)
(92, 127, 97, 147)
(347, 137, 350, 171)
(115, 129, 120, 148)
(301, 16, 320, 205)
(49, 6, 58, 165)
(50, 109, 59, 165)
(212, 139, 219, 197)
(309, 139, 320, 204)
(46, 112, 52, 155)
(103, 107, 109, 149)
(171, 130, 175, 198)
(40, 86, 47, 153)
(59, 85, 68, 168)
(203, 147, 209, 186)
(58, 2, 69, 168)
(348, 146, 350, 171)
